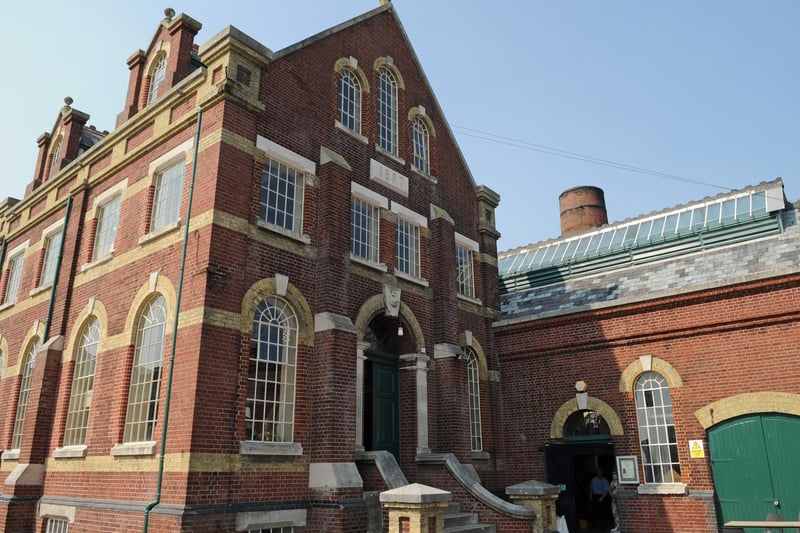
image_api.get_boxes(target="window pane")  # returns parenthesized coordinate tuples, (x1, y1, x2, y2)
(396, 218, 420, 277)
(351, 197, 379, 261)
(260, 159, 302, 233)
(147, 55, 167, 103)
(151, 162, 184, 232)
(4, 253, 24, 304)
(412, 117, 430, 174)
(247, 297, 298, 443)
(456, 245, 475, 298)
(466, 348, 482, 452)
(64, 318, 100, 446)
(634, 371, 681, 484)
(377, 67, 398, 155)
(338, 69, 361, 132)
(12, 339, 41, 449)
(123, 296, 167, 443)
(94, 196, 121, 259)
(40, 232, 63, 287)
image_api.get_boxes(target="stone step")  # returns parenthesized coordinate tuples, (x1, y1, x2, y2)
(444, 509, 496, 533)
(444, 511, 477, 528)
(444, 523, 496, 533)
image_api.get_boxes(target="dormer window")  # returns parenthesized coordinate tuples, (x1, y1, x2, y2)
(147, 55, 168, 104)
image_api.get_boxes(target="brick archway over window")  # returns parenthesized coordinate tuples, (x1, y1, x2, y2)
(695, 392, 800, 429)
(551, 396, 624, 439)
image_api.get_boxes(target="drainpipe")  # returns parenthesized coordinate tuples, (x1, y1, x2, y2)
(43, 196, 73, 342)
(0, 238, 7, 292)
(143, 106, 202, 533)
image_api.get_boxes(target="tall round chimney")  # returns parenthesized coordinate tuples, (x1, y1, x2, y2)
(559, 186, 608, 237)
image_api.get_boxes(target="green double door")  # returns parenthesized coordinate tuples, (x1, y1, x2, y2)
(709, 414, 800, 526)
(364, 352, 400, 460)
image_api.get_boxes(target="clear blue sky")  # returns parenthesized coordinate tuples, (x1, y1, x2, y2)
(1, 1, 797, 251)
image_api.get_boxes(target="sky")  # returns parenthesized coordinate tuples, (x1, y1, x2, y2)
(1, 1, 798, 252)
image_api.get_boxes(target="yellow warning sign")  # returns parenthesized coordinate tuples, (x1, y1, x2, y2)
(689, 439, 705, 459)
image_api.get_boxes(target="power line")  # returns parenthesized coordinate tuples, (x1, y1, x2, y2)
(449, 123, 735, 192)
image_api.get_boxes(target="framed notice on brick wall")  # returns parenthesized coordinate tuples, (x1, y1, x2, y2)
(616, 455, 640, 484)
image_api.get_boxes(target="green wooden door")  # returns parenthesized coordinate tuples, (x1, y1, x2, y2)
(709, 414, 800, 527)
(370, 359, 400, 461)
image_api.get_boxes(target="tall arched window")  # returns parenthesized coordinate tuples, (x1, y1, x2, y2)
(465, 347, 483, 452)
(147, 55, 168, 104)
(64, 318, 100, 446)
(338, 68, 362, 133)
(377, 67, 398, 155)
(412, 117, 430, 174)
(247, 297, 298, 443)
(634, 371, 681, 483)
(123, 295, 167, 443)
(12, 339, 41, 450)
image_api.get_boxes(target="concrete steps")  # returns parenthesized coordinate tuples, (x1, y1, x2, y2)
(444, 504, 496, 533)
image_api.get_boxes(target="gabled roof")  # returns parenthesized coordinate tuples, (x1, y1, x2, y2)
(271, 2, 478, 189)
(499, 179, 787, 294)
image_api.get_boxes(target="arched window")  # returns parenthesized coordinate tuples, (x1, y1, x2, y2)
(412, 117, 430, 174)
(64, 318, 100, 446)
(12, 339, 41, 450)
(377, 67, 398, 155)
(49, 138, 63, 178)
(247, 297, 298, 443)
(634, 371, 681, 483)
(465, 347, 483, 452)
(123, 295, 167, 443)
(147, 55, 168, 104)
(338, 68, 362, 133)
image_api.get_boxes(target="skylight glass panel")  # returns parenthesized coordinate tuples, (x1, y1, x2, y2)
(552, 242, 569, 263)
(637, 220, 652, 243)
(507, 251, 526, 272)
(587, 233, 603, 255)
(721, 199, 736, 222)
(528, 247, 546, 269)
(650, 217, 665, 239)
(751, 191, 766, 214)
(609, 228, 626, 250)
(498, 255, 515, 274)
(736, 195, 751, 219)
(598, 230, 615, 253)
(677, 211, 692, 233)
(540, 244, 558, 265)
(575, 235, 591, 257)
(691, 207, 706, 229)
(706, 203, 721, 226)
(563, 239, 579, 261)
(623, 224, 638, 246)
(663, 213, 678, 236)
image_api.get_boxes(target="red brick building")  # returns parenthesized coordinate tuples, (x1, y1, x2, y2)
(2, 4, 799, 533)
(0, 5, 529, 533)
(497, 182, 800, 532)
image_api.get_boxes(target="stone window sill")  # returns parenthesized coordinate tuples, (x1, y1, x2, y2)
(637, 483, 688, 495)
(395, 270, 429, 288)
(374, 145, 406, 166)
(351, 254, 388, 272)
(256, 219, 311, 245)
(81, 252, 114, 273)
(335, 121, 368, 144)
(3, 449, 20, 461)
(54, 445, 88, 459)
(111, 441, 157, 457)
(138, 219, 182, 246)
(240, 441, 303, 456)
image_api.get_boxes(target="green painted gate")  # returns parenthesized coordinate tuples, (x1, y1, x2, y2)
(709, 414, 800, 527)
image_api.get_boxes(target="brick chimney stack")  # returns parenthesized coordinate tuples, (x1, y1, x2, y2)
(559, 185, 608, 237)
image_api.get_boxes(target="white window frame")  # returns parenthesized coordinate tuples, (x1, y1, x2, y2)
(237, 509, 306, 533)
(3, 241, 28, 305)
(246, 297, 298, 445)
(377, 66, 399, 155)
(45, 518, 70, 533)
(256, 136, 315, 240)
(150, 161, 185, 233)
(412, 116, 430, 174)
(49, 137, 63, 178)
(455, 233, 479, 300)
(338, 67, 362, 134)
(38, 221, 64, 289)
(63, 318, 100, 447)
(11, 338, 41, 450)
(391, 202, 426, 281)
(351, 183, 387, 267)
(465, 347, 483, 452)
(147, 55, 168, 104)
(123, 295, 167, 444)
(634, 371, 682, 486)
(94, 195, 122, 260)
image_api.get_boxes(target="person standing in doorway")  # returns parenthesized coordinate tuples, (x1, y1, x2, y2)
(589, 468, 610, 529)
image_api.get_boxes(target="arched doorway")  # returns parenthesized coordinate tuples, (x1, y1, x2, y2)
(362, 313, 412, 461)
(546, 409, 615, 533)
(709, 414, 800, 525)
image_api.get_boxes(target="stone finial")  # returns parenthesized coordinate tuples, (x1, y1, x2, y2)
(164, 7, 175, 20)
